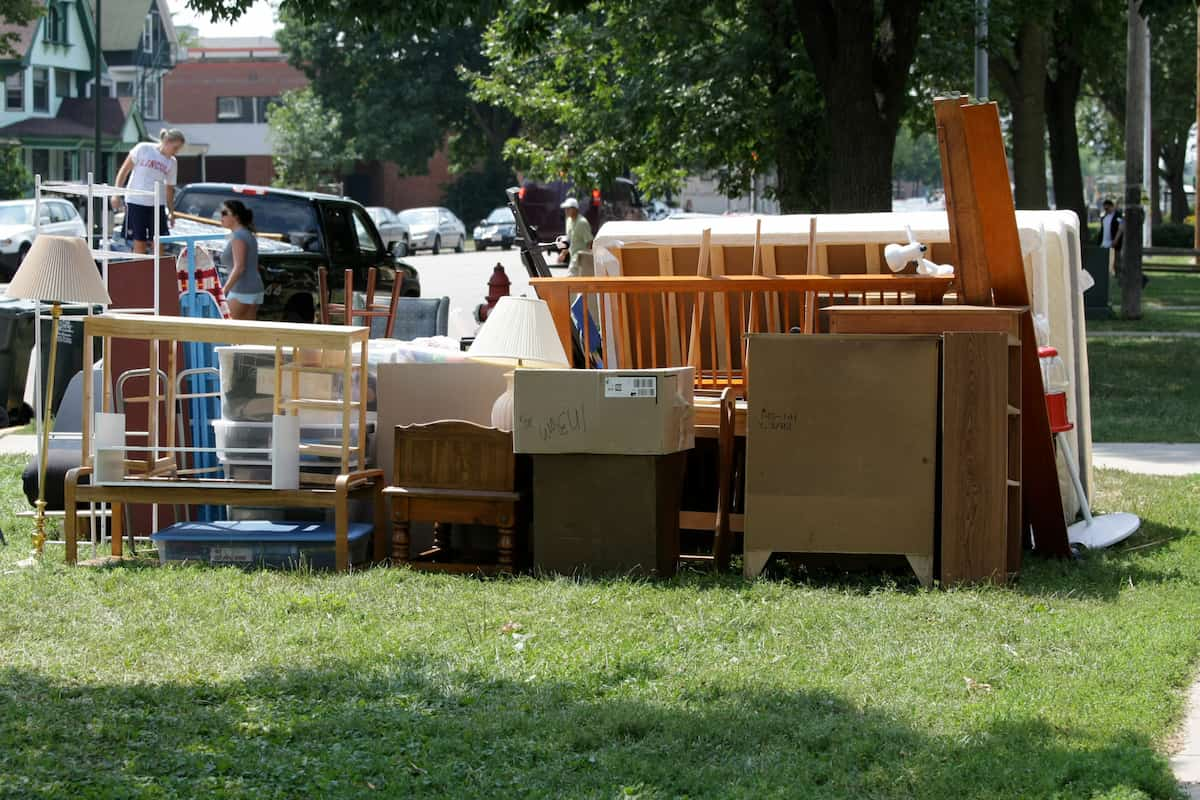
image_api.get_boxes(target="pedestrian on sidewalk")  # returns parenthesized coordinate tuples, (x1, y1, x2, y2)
(558, 197, 593, 276)
(1097, 199, 1123, 276)
(111, 128, 185, 254)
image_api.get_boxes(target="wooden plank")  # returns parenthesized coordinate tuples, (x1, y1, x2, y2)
(762, 245, 781, 330)
(941, 332, 1009, 585)
(86, 313, 370, 349)
(936, 97, 1070, 559)
(865, 243, 881, 274)
(934, 96, 993, 305)
(658, 248, 682, 364)
(710, 244, 731, 373)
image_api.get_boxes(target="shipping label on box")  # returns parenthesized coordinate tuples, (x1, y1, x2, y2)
(513, 367, 695, 455)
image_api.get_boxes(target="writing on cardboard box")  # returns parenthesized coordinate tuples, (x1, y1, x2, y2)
(757, 408, 796, 432)
(519, 405, 588, 442)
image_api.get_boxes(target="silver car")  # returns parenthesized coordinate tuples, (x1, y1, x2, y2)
(365, 206, 411, 256)
(0, 198, 87, 279)
(398, 206, 466, 254)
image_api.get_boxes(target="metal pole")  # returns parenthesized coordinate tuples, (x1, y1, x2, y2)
(93, 0, 103, 183)
(1143, 19, 1153, 248)
(974, 0, 989, 100)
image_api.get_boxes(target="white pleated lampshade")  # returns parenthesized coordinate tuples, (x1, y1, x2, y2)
(467, 296, 569, 368)
(7, 235, 110, 305)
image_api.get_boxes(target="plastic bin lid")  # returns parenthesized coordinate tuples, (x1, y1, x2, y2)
(151, 520, 373, 543)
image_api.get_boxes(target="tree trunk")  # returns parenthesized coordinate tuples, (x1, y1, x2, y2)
(1122, 0, 1146, 320)
(1046, 64, 1087, 228)
(795, 0, 923, 212)
(1163, 141, 1189, 222)
(822, 87, 899, 211)
(992, 20, 1050, 210)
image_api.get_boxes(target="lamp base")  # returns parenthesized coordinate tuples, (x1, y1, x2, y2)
(491, 372, 515, 431)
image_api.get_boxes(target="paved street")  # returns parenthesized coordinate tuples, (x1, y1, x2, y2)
(402, 247, 566, 338)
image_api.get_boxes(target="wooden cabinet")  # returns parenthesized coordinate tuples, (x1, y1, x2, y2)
(825, 305, 1024, 585)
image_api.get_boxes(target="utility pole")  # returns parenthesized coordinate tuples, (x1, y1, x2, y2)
(94, 0, 103, 183)
(1194, 2, 1199, 254)
(974, 0, 989, 100)
(1123, 0, 1147, 319)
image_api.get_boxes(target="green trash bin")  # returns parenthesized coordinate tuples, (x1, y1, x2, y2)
(0, 297, 37, 424)
(1082, 246, 1113, 319)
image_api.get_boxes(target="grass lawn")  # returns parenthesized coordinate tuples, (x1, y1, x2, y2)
(1087, 337, 1200, 443)
(1090, 270, 1200, 331)
(0, 454, 1198, 799)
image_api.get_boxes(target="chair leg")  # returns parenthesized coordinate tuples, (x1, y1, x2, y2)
(318, 267, 330, 325)
(343, 269, 354, 326)
(392, 519, 410, 564)
(431, 522, 446, 551)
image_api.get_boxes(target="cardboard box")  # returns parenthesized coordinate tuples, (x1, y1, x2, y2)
(513, 367, 695, 455)
(533, 452, 685, 577)
(744, 335, 938, 575)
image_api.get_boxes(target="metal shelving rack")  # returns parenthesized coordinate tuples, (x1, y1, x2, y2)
(29, 173, 167, 554)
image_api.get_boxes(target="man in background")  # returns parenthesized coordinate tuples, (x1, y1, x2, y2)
(558, 197, 593, 276)
(1097, 199, 1123, 276)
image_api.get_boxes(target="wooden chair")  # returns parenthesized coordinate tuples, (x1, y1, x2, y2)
(679, 387, 740, 572)
(384, 421, 523, 573)
(319, 267, 402, 337)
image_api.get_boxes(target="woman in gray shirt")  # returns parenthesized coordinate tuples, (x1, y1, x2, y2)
(219, 200, 263, 320)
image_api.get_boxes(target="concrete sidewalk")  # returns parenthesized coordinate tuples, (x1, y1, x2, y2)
(1093, 443, 1200, 476)
(0, 433, 35, 455)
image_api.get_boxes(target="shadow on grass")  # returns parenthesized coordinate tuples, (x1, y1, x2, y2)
(0, 660, 1178, 799)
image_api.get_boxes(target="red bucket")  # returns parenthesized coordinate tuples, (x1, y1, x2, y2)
(1045, 391, 1072, 433)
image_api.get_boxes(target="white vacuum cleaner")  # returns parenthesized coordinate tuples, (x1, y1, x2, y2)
(1040, 346, 1141, 550)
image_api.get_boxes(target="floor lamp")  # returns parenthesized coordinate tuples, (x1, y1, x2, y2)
(7, 235, 111, 558)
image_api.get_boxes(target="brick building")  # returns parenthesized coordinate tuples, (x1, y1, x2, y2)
(162, 36, 304, 185)
(163, 35, 452, 209)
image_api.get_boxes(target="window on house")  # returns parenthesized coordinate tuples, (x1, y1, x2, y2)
(44, 2, 69, 45)
(5, 71, 23, 112)
(55, 69, 71, 98)
(217, 96, 253, 123)
(255, 97, 279, 123)
(116, 81, 133, 98)
(142, 75, 161, 120)
(142, 15, 154, 53)
(30, 149, 49, 180)
(32, 68, 48, 112)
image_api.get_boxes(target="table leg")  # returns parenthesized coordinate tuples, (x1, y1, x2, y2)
(64, 469, 78, 565)
(372, 482, 387, 563)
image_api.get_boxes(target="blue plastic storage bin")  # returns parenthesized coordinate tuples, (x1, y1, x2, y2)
(151, 520, 373, 570)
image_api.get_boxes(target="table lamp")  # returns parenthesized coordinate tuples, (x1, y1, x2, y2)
(467, 296, 569, 430)
(7, 235, 111, 558)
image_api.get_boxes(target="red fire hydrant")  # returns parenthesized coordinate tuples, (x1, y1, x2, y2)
(477, 263, 511, 323)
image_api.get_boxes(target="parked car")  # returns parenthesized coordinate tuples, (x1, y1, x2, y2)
(365, 206, 411, 256)
(0, 198, 87, 279)
(173, 183, 420, 319)
(514, 177, 645, 242)
(398, 207, 466, 254)
(472, 206, 516, 251)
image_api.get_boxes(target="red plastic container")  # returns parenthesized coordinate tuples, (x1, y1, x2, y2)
(1038, 346, 1073, 433)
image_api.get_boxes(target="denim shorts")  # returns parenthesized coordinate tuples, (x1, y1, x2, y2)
(227, 291, 264, 305)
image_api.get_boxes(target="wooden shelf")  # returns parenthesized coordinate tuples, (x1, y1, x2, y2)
(281, 363, 349, 375)
(279, 398, 362, 411)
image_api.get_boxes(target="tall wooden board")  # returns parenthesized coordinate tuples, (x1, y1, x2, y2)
(935, 96, 1071, 558)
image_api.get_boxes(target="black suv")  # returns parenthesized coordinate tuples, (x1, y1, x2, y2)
(173, 184, 420, 319)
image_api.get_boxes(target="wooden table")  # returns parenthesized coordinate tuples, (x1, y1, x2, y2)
(63, 467, 386, 572)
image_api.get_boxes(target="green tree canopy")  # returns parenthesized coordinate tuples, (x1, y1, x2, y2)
(266, 87, 358, 193)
